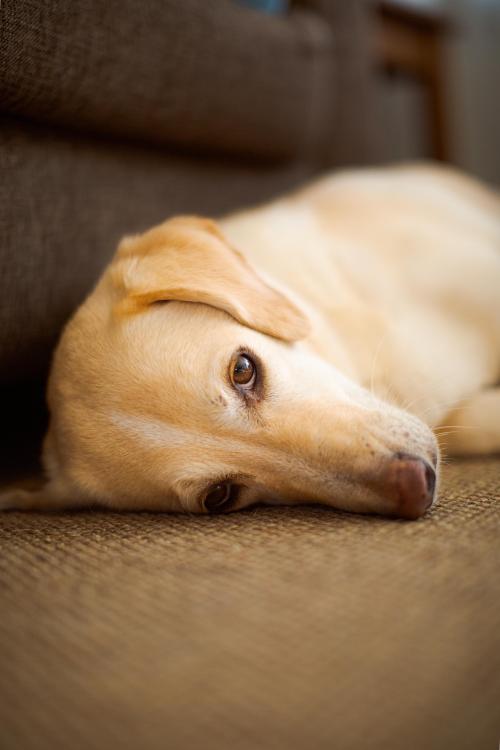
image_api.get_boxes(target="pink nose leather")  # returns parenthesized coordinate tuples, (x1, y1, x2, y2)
(386, 453, 436, 519)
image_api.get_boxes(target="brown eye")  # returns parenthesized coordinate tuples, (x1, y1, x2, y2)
(204, 482, 236, 513)
(231, 353, 256, 389)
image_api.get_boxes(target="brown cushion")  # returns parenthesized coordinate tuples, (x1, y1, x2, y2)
(1, 457, 499, 749)
(0, 0, 334, 160)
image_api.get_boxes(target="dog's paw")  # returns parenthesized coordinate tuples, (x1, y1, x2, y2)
(0, 487, 36, 511)
(0, 480, 83, 512)
(0, 480, 62, 511)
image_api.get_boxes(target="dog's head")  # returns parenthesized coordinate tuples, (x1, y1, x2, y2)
(37, 217, 438, 518)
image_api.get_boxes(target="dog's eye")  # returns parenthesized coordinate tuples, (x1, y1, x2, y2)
(204, 482, 237, 513)
(231, 353, 256, 389)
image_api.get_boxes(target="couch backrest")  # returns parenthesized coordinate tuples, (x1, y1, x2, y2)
(0, 0, 335, 162)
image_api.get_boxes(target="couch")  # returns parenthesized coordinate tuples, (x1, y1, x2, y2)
(1, 1, 499, 748)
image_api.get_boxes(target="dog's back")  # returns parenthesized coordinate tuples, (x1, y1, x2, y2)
(222, 163, 500, 423)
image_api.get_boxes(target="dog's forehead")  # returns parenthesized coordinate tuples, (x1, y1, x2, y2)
(114, 298, 284, 392)
(120, 300, 239, 365)
(61, 292, 294, 450)
(102, 302, 245, 420)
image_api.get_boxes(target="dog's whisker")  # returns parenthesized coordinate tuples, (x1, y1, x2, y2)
(369, 331, 390, 397)
(434, 424, 477, 432)
(404, 394, 471, 419)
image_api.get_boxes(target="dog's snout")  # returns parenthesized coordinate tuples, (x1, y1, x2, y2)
(387, 452, 436, 519)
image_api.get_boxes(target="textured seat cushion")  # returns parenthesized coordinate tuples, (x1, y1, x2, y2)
(1, 457, 499, 750)
(0, 0, 334, 160)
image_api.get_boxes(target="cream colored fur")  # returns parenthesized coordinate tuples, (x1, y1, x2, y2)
(2, 163, 499, 517)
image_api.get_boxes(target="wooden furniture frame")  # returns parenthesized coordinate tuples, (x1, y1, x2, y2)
(376, 0, 450, 161)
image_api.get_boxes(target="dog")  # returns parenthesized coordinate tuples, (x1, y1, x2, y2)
(2, 163, 499, 518)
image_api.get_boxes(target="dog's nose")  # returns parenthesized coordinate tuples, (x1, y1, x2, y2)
(387, 452, 436, 519)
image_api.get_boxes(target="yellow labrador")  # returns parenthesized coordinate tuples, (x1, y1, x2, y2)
(2, 164, 500, 518)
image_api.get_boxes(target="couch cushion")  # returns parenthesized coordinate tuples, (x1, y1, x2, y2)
(1, 457, 499, 749)
(0, 0, 334, 160)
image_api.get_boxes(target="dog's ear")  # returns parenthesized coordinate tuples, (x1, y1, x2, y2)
(110, 216, 310, 342)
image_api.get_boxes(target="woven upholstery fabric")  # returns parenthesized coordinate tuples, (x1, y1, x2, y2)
(0, 0, 334, 160)
(1, 457, 499, 750)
